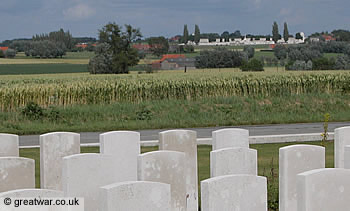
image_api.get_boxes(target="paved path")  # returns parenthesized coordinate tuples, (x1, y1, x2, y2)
(18, 122, 350, 146)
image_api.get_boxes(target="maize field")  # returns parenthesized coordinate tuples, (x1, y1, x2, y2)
(0, 71, 349, 111)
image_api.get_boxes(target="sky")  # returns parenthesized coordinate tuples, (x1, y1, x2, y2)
(1, 0, 349, 42)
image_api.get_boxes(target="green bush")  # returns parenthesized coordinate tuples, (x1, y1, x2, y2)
(0, 50, 4, 58)
(22, 102, 44, 120)
(240, 59, 264, 71)
(312, 57, 336, 70)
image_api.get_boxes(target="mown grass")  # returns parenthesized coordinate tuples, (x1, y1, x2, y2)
(0, 64, 87, 75)
(1, 93, 349, 135)
(19, 141, 333, 210)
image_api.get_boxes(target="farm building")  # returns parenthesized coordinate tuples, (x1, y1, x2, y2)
(161, 58, 196, 70)
(0, 47, 9, 51)
(152, 54, 195, 70)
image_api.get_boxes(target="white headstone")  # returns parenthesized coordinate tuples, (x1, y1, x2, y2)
(99, 181, 171, 211)
(344, 145, 350, 169)
(334, 126, 350, 168)
(279, 144, 325, 211)
(212, 128, 249, 150)
(0, 157, 35, 192)
(100, 131, 140, 181)
(40, 132, 80, 190)
(159, 130, 198, 211)
(297, 168, 350, 211)
(201, 174, 267, 211)
(210, 147, 257, 177)
(0, 189, 63, 197)
(138, 151, 186, 211)
(0, 133, 19, 157)
(62, 153, 128, 211)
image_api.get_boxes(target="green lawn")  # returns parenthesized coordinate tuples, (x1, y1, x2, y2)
(19, 140, 333, 210)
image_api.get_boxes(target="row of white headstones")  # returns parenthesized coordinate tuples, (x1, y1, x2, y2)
(1, 127, 350, 211)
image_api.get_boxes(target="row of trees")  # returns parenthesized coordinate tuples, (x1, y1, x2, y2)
(24, 40, 67, 58)
(181, 24, 201, 44)
(272, 22, 292, 43)
(32, 29, 74, 50)
(273, 41, 350, 70)
(195, 47, 262, 71)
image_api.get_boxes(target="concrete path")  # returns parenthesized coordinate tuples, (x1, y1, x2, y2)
(18, 122, 350, 147)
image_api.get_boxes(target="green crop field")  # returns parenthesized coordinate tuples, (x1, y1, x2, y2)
(0, 69, 350, 111)
(0, 64, 87, 75)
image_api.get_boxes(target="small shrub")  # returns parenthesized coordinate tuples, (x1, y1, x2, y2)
(136, 107, 153, 120)
(21, 102, 44, 120)
(286, 60, 313, 70)
(240, 59, 264, 71)
(46, 106, 61, 121)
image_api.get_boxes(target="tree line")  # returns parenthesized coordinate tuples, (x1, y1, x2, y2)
(273, 42, 350, 70)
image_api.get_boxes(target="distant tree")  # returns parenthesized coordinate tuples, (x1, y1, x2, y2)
(240, 59, 264, 71)
(0, 50, 4, 58)
(200, 33, 220, 42)
(4, 49, 16, 58)
(312, 57, 336, 70)
(332, 29, 350, 42)
(97, 22, 142, 74)
(182, 25, 189, 44)
(283, 22, 289, 43)
(243, 46, 255, 59)
(88, 43, 113, 74)
(194, 25, 200, 44)
(272, 22, 280, 43)
(335, 55, 350, 70)
(295, 33, 303, 40)
(221, 31, 230, 42)
(274, 45, 287, 60)
(179, 45, 194, 53)
(230, 30, 242, 38)
(147, 36, 169, 57)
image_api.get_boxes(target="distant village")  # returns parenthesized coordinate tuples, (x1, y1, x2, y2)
(186, 33, 305, 46)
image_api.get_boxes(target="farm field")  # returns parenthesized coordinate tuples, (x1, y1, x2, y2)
(0, 51, 350, 134)
(0, 64, 87, 75)
(20, 140, 334, 210)
(0, 69, 349, 110)
(0, 52, 93, 74)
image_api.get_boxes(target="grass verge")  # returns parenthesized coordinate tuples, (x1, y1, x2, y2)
(20, 141, 333, 211)
(2, 94, 349, 135)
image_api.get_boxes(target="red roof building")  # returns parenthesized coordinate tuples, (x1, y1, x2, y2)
(322, 35, 336, 42)
(152, 54, 186, 69)
(75, 43, 97, 49)
(0, 47, 9, 51)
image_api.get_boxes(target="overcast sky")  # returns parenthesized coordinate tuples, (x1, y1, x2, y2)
(1, 0, 349, 42)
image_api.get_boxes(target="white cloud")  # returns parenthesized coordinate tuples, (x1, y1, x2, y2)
(63, 4, 95, 20)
